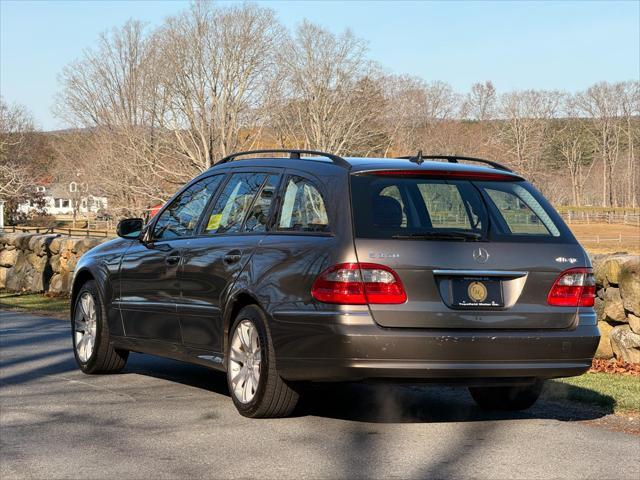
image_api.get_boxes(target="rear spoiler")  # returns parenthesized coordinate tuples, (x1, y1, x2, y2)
(396, 151, 513, 172)
(355, 169, 525, 181)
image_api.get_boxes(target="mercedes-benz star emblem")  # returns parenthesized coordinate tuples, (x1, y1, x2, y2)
(472, 247, 490, 263)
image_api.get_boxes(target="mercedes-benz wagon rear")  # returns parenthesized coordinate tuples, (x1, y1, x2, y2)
(71, 150, 599, 417)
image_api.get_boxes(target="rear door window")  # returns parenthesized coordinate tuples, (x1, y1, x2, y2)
(277, 176, 329, 232)
(243, 174, 280, 233)
(204, 173, 266, 234)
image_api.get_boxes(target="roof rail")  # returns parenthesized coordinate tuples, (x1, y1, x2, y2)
(217, 149, 351, 169)
(396, 153, 513, 172)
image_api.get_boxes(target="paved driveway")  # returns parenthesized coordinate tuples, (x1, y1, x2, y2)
(1, 311, 638, 479)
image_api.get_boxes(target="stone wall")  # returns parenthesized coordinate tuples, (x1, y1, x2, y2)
(0, 233, 108, 295)
(593, 254, 640, 363)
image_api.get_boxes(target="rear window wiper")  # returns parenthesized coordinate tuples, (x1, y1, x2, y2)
(391, 231, 483, 241)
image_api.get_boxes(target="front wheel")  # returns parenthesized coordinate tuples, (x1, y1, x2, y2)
(227, 305, 299, 418)
(72, 280, 128, 374)
(469, 381, 544, 411)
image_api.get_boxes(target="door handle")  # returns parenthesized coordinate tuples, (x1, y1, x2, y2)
(223, 250, 242, 264)
(166, 255, 181, 266)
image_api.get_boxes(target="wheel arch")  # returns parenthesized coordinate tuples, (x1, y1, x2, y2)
(70, 266, 111, 318)
(222, 290, 264, 353)
(70, 268, 96, 315)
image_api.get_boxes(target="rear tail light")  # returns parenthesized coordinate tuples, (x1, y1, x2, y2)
(311, 263, 407, 304)
(547, 267, 595, 307)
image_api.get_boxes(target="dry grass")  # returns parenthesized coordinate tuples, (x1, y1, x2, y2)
(568, 223, 640, 254)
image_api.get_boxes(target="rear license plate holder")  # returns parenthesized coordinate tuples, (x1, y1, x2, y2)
(451, 277, 504, 309)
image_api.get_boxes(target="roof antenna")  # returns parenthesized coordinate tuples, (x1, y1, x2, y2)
(410, 149, 424, 165)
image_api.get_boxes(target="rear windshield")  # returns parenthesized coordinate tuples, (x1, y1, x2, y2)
(350, 174, 571, 242)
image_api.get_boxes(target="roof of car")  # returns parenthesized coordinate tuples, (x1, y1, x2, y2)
(207, 155, 524, 180)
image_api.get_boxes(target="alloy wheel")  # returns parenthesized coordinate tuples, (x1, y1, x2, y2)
(74, 292, 98, 363)
(229, 319, 262, 404)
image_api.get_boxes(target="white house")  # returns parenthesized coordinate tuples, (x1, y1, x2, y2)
(18, 182, 108, 216)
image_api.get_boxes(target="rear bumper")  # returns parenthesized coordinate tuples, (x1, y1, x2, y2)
(270, 310, 599, 382)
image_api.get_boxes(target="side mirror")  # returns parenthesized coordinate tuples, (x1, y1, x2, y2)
(117, 218, 143, 239)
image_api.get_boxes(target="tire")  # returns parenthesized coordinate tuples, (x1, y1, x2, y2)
(72, 280, 128, 374)
(226, 305, 299, 418)
(469, 380, 544, 411)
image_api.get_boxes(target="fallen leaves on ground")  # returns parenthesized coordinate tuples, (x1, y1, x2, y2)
(590, 358, 640, 376)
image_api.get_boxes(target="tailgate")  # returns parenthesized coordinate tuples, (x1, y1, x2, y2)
(355, 239, 587, 329)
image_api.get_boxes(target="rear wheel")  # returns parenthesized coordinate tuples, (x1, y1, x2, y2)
(469, 381, 544, 411)
(72, 280, 128, 374)
(227, 305, 299, 418)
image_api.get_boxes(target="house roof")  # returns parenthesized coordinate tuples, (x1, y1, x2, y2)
(38, 182, 107, 199)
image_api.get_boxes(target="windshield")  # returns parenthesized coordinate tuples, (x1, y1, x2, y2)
(350, 174, 568, 242)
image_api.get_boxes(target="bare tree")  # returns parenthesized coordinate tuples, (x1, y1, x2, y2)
(56, 2, 283, 210)
(0, 98, 53, 223)
(272, 21, 385, 155)
(493, 89, 564, 181)
(159, 1, 282, 169)
(49, 0, 640, 211)
(462, 81, 497, 121)
(573, 82, 627, 207)
(381, 75, 461, 155)
(0, 98, 35, 199)
(553, 112, 596, 206)
(55, 20, 181, 205)
(0, 97, 34, 151)
(618, 81, 640, 207)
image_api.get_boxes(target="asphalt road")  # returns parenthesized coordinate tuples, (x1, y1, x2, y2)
(1, 311, 638, 480)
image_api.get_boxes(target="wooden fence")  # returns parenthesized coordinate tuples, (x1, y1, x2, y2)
(574, 233, 640, 245)
(557, 208, 640, 226)
(0, 225, 112, 238)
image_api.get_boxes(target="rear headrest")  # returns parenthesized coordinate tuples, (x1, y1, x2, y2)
(373, 195, 402, 228)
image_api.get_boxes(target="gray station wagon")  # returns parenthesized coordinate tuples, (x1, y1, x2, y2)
(70, 150, 599, 417)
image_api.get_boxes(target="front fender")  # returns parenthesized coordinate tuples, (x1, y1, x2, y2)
(71, 241, 129, 337)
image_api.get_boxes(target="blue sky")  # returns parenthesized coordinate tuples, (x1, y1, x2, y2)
(1, 0, 638, 130)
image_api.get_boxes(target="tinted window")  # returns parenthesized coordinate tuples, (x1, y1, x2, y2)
(418, 183, 473, 229)
(351, 174, 565, 241)
(153, 175, 223, 240)
(205, 173, 266, 234)
(278, 177, 329, 232)
(380, 185, 407, 227)
(243, 174, 279, 232)
(483, 183, 560, 236)
(352, 176, 486, 239)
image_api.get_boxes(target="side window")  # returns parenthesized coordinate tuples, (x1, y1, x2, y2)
(153, 175, 223, 240)
(243, 174, 280, 233)
(484, 186, 559, 236)
(278, 176, 329, 232)
(205, 173, 266, 234)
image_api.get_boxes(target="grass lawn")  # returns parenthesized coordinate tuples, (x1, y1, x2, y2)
(546, 373, 640, 415)
(0, 292, 69, 315)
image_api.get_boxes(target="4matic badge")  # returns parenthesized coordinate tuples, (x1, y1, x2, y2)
(555, 257, 577, 264)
